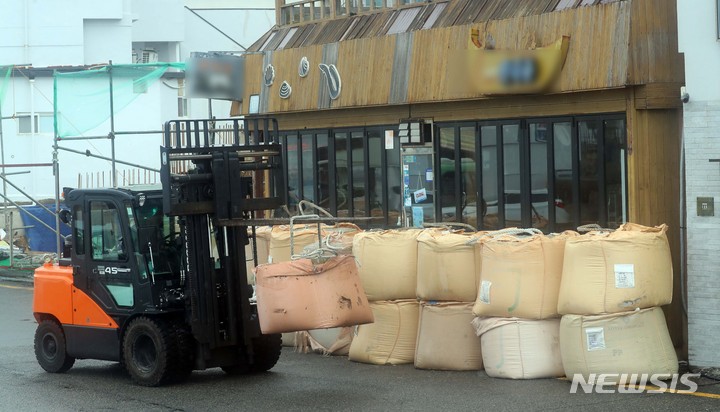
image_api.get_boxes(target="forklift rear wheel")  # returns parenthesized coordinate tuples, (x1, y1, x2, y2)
(249, 333, 282, 373)
(123, 317, 178, 386)
(34, 320, 75, 373)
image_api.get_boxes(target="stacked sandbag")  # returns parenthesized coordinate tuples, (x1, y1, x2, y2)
(473, 230, 577, 319)
(255, 255, 374, 334)
(413, 230, 483, 370)
(415, 302, 483, 371)
(245, 226, 272, 285)
(560, 307, 678, 382)
(349, 230, 422, 365)
(557, 223, 676, 382)
(349, 300, 420, 365)
(472, 317, 564, 379)
(352, 230, 422, 301)
(471, 229, 575, 379)
(558, 223, 673, 314)
(416, 230, 479, 302)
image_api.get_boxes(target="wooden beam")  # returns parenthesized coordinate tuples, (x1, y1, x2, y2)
(276, 0, 285, 25)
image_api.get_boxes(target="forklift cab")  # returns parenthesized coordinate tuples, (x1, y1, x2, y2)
(63, 186, 184, 321)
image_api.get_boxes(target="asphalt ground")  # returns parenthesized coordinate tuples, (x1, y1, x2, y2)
(2, 280, 720, 411)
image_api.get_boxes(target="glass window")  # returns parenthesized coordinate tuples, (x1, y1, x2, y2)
(90, 201, 127, 261)
(553, 122, 574, 231)
(17, 114, 36, 134)
(459, 126, 477, 227)
(74, 206, 85, 255)
(368, 130, 384, 222)
(316, 134, 330, 209)
(286, 134, 300, 211)
(529, 123, 550, 230)
(335, 132, 350, 217)
(604, 119, 626, 228)
(438, 127, 456, 220)
(481, 126, 501, 230)
(578, 120, 601, 226)
(351, 131, 366, 217)
(502, 124, 521, 227)
(301, 133, 315, 202)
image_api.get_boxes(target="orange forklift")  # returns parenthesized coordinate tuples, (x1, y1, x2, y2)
(32, 118, 286, 386)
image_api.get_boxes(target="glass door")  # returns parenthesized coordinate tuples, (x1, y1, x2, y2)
(401, 146, 435, 227)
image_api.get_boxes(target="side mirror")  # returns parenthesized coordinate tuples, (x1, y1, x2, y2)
(59, 209, 72, 224)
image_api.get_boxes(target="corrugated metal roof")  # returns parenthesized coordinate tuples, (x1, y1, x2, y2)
(386, 7, 422, 35)
(248, 0, 626, 52)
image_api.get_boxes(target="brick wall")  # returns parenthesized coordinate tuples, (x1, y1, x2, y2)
(684, 100, 720, 367)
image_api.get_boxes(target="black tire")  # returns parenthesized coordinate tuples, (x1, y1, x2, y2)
(123, 317, 192, 386)
(34, 320, 75, 373)
(249, 333, 282, 373)
(169, 321, 195, 382)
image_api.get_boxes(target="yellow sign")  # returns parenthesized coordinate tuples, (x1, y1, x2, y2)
(466, 34, 570, 95)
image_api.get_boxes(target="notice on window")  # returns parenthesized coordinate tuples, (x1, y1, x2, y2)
(614, 264, 635, 288)
(426, 168, 433, 182)
(385, 130, 394, 150)
(413, 188, 428, 203)
(585, 327, 606, 351)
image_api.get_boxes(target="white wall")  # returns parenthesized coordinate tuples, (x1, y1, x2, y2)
(678, 0, 720, 368)
(0, 0, 130, 67)
(677, 0, 720, 102)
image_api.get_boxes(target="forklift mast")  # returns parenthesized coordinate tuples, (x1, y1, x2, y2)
(160, 117, 285, 355)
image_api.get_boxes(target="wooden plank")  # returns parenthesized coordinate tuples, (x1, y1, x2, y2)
(634, 82, 684, 110)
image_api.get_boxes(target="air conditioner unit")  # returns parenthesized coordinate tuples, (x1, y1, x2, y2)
(140, 49, 158, 64)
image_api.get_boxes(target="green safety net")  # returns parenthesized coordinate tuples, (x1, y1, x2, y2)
(0, 66, 11, 112)
(53, 62, 185, 138)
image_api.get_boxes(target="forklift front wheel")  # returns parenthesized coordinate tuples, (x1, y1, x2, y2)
(123, 317, 173, 387)
(34, 320, 75, 373)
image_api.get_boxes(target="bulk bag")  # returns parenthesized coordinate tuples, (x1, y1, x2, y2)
(557, 223, 673, 315)
(268, 225, 325, 263)
(255, 256, 373, 334)
(349, 300, 420, 365)
(472, 318, 564, 379)
(303, 327, 354, 356)
(415, 302, 483, 371)
(473, 231, 576, 319)
(245, 226, 272, 284)
(560, 307, 678, 383)
(416, 230, 478, 301)
(352, 230, 422, 301)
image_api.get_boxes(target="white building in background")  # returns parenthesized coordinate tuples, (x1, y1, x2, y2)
(0, 0, 275, 200)
(677, 0, 720, 368)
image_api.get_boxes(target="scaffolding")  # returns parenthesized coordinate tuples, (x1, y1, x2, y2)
(0, 62, 189, 263)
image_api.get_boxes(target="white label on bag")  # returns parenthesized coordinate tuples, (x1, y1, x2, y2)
(585, 327, 606, 351)
(479, 280, 491, 304)
(614, 264, 635, 288)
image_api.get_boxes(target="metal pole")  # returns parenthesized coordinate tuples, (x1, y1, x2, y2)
(0, 102, 7, 254)
(56, 146, 160, 173)
(8, 211, 12, 267)
(108, 60, 117, 188)
(53, 68, 62, 259)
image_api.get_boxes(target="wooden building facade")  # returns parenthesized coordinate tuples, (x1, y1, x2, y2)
(232, 0, 686, 355)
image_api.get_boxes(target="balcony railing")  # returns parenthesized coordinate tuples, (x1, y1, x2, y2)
(276, 0, 430, 26)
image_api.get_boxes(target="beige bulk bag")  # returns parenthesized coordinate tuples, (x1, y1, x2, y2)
(473, 231, 576, 319)
(557, 223, 673, 315)
(560, 307, 678, 383)
(322, 223, 363, 256)
(255, 256, 374, 334)
(349, 300, 420, 365)
(268, 225, 325, 263)
(473, 318, 564, 379)
(352, 230, 422, 301)
(415, 302, 483, 371)
(245, 226, 272, 284)
(416, 231, 478, 301)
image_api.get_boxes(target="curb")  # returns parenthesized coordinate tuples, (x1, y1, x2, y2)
(0, 275, 34, 286)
